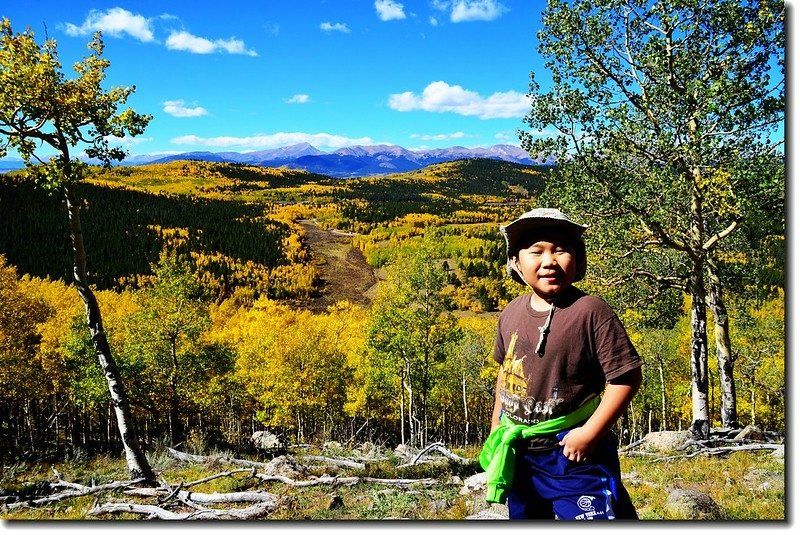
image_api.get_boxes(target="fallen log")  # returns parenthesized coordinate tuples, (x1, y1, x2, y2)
(4, 478, 146, 510)
(256, 473, 437, 488)
(167, 447, 368, 472)
(87, 500, 276, 520)
(302, 455, 365, 470)
(125, 488, 278, 505)
(650, 443, 782, 462)
(167, 447, 274, 470)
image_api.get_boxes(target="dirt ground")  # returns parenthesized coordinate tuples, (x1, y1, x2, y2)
(298, 219, 378, 312)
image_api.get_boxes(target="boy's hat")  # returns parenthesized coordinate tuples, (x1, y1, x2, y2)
(500, 207, 589, 285)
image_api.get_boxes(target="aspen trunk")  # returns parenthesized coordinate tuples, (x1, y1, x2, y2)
(688, 161, 710, 440)
(461, 368, 469, 449)
(689, 291, 710, 439)
(707, 260, 739, 428)
(399, 367, 406, 445)
(64, 182, 155, 482)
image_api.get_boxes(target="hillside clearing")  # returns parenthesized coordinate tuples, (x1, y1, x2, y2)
(298, 219, 377, 312)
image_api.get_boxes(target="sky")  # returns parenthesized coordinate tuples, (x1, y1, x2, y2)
(1, 0, 549, 158)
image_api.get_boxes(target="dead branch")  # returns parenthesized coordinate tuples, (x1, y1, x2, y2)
(125, 488, 278, 505)
(256, 473, 437, 488)
(167, 447, 370, 472)
(649, 443, 781, 462)
(398, 441, 471, 468)
(50, 480, 87, 491)
(425, 442, 471, 464)
(87, 500, 276, 520)
(158, 481, 183, 505)
(4, 478, 146, 510)
(301, 455, 365, 470)
(618, 438, 648, 453)
(167, 447, 274, 469)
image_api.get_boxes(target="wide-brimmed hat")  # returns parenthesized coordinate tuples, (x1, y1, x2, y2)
(500, 207, 588, 285)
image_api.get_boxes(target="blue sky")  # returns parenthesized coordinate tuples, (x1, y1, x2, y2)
(1, 0, 548, 157)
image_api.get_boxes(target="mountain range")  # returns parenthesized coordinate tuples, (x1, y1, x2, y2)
(0, 143, 551, 178)
(126, 143, 546, 178)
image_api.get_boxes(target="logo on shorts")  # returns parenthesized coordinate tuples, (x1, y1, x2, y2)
(577, 495, 596, 512)
(574, 495, 603, 519)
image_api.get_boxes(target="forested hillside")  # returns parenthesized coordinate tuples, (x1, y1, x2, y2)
(0, 157, 784, 463)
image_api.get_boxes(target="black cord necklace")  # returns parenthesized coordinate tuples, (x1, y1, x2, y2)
(535, 302, 556, 357)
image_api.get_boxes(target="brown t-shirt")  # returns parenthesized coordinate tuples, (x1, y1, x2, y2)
(494, 286, 641, 435)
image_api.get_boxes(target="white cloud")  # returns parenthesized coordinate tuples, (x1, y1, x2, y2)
(286, 94, 310, 104)
(63, 7, 154, 41)
(320, 22, 350, 33)
(451, 0, 507, 22)
(105, 135, 153, 147)
(375, 0, 406, 21)
(410, 132, 466, 141)
(429, 16, 439, 26)
(171, 132, 376, 150)
(166, 30, 257, 56)
(63, 9, 259, 56)
(432, 0, 507, 22)
(389, 81, 530, 119)
(163, 100, 208, 118)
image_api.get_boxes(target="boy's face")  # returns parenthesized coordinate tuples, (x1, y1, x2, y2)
(512, 230, 577, 301)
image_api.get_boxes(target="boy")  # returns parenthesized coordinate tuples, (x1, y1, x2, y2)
(479, 207, 642, 520)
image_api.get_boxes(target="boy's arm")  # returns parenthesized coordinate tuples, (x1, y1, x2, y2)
(559, 366, 642, 462)
(490, 369, 504, 430)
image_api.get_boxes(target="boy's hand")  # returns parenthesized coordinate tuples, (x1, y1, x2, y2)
(558, 426, 597, 462)
(558, 368, 642, 463)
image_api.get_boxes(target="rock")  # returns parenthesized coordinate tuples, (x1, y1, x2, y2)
(460, 472, 487, 495)
(641, 431, 692, 452)
(665, 488, 721, 519)
(734, 425, 765, 442)
(458, 471, 508, 519)
(250, 431, 284, 451)
(465, 503, 509, 519)
(263, 455, 306, 479)
(771, 445, 784, 459)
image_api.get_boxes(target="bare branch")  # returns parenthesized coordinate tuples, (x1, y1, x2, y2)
(255, 473, 437, 488)
(5, 479, 146, 510)
(88, 500, 276, 520)
(403, 441, 471, 467)
(302, 455, 365, 470)
(703, 220, 739, 251)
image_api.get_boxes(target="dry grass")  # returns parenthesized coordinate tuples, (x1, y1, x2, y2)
(1, 444, 784, 522)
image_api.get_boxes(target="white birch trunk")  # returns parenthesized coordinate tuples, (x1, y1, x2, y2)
(64, 181, 155, 482)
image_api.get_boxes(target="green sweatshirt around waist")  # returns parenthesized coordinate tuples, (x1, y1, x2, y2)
(478, 396, 601, 504)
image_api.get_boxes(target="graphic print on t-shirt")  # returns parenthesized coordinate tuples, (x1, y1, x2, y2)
(500, 330, 564, 425)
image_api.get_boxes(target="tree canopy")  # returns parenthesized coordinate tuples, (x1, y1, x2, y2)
(0, 18, 155, 480)
(521, 0, 784, 437)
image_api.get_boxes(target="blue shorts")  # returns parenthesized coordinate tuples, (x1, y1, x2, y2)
(506, 430, 638, 520)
